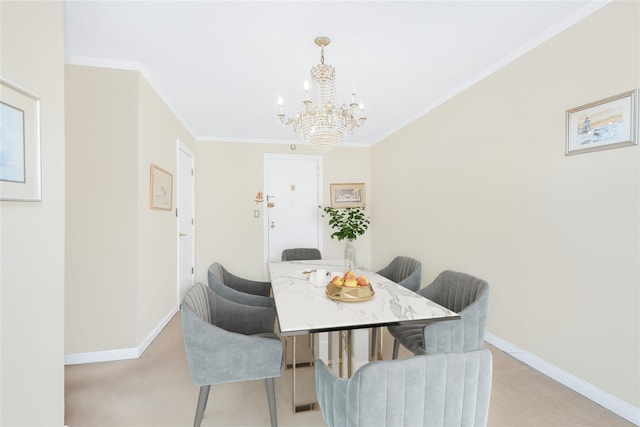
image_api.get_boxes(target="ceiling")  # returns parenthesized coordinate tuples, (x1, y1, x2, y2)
(64, 1, 607, 148)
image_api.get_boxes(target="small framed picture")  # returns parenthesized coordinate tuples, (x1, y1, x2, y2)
(150, 164, 173, 210)
(566, 89, 638, 155)
(0, 79, 41, 201)
(330, 183, 366, 208)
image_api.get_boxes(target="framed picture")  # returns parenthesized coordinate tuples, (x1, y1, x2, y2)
(566, 89, 638, 155)
(0, 79, 41, 201)
(330, 183, 366, 208)
(150, 164, 173, 211)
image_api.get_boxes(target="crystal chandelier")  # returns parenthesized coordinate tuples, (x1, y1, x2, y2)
(277, 37, 366, 152)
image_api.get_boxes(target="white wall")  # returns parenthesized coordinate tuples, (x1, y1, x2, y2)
(0, 1, 65, 424)
(372, 0, 639, 410)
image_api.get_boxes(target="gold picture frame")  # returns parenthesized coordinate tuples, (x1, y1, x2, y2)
(566, 89, 638, 155)
(150, 164, 173, 211)
(0, 79, 41, 201)
(330, 183, 366, 208)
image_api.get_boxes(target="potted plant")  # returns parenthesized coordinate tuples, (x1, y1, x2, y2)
(322, 206, 370, 270)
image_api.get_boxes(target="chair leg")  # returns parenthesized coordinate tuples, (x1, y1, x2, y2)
(392, 338, 400, 360)
(194, 385, 210, 427)
(265, 377, 278, 427)
(370, 327, 377, 358)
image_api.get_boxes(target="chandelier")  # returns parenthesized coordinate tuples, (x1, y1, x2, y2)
(277, 36, 366, 152)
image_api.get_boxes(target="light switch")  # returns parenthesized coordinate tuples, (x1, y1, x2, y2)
(254, 210, 260, 218)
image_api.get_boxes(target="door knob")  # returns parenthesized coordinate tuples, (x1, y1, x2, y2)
(270, 221, 275, 229)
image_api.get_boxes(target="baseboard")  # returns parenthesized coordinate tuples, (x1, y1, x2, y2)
(64, 305, 179, 365)
(484, 332, 640, 426)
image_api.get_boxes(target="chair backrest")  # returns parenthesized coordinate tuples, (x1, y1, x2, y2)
(207, 262, 272, 297)
(316, 349, 493, 427)
(208, 273, 275, 308)
(208, 262, 225, 284)
(419, 270, 490, 352)
(182, 282, 242, 330)
(421, 270, 489, 313)
(183, 282, 212, 323)
(377, 256, 422, 292)
(281, 248, 322, 261)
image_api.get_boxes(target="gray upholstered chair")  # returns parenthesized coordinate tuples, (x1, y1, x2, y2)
(315, 349, 493, 427)
(388, 270, 489, 359)
(181, 283, 284, 427)
(207, 262, 271, 297)
(371, 256, 422, 357)
(281, 247, 322, 261)
(208, 269, 274, 308)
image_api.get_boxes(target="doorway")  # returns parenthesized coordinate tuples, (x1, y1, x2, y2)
(263, 154, 323, 264)
(177, 141, 195, 301)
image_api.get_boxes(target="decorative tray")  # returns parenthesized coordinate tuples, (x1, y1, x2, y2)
(325, 283, 375, 302)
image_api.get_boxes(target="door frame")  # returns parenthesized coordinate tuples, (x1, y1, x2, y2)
(263, 153, 323, 269)
(176, 139, 195, 304)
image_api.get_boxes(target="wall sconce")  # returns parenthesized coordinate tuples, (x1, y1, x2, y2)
(255, 191, 264, 203)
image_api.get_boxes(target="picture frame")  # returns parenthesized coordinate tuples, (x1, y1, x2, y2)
(150, 164, 173, 211)
(0, 79, 41, 201)
(330, 183, 366, 208)
(565, 89, 638, 156)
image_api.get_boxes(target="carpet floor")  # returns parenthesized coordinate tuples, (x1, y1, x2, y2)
(65, 313, 633, 427)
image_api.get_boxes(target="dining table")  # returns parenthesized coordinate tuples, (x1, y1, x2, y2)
(267, 259, 460, 412)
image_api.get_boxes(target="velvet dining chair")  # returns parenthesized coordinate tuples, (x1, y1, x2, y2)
(316, 349, 493, 427)
(208, 272, 274, 308)
(207, 262, 272, 297)
(388, 270, 489, 359)
(281, 248, 322, 261)
(181, 283, 284, 427)
(207, 261, 274, 308)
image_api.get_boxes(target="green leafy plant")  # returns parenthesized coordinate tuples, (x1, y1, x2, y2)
(322, 206, 370, 241)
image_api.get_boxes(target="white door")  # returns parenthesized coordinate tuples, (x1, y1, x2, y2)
(177, 141, 195, 301)
(264, 154, 322, 263)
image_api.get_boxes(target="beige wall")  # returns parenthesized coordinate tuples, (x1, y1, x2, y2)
(0, 1, 65, 425)
(136, 75, 196, 341)
(65, 66, 139, 351)
(195, 142, 371, 282)
(372, 0, 639, 408)
(65, 65, 196, 355)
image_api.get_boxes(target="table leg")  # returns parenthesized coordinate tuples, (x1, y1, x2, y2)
(286, 336, 313, 369)
(346, 330, 353, 377)
(370, 327, 384, 361)
(291, 335, 319, 413)
(290, 329, 360, 412)
(332, 330, 353, 378)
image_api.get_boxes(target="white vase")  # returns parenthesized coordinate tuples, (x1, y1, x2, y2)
(344, 239, 356, 271)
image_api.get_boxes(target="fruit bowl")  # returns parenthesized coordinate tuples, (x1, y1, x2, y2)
(325, 282, 375, 302)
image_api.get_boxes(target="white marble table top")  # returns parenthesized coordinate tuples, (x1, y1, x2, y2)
(268, 259, 459, 336)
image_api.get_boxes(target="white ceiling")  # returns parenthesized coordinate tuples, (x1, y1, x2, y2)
(64, 1, 608, 148)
